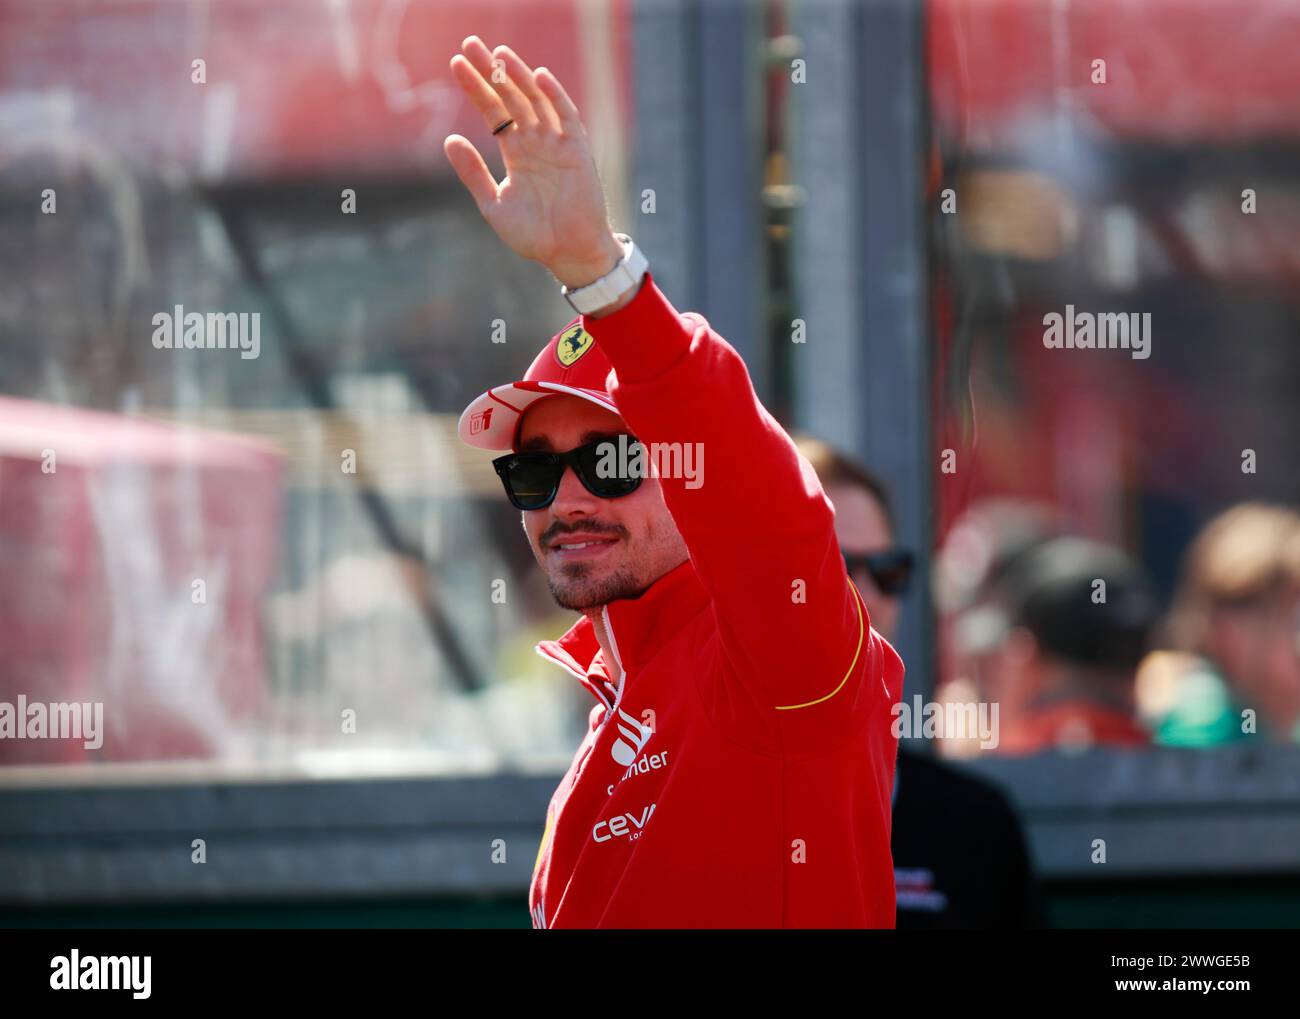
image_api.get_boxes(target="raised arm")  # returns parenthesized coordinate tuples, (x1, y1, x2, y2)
(582, 279, 902, 743)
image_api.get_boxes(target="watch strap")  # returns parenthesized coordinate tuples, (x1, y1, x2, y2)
(561, 233, 648, 315)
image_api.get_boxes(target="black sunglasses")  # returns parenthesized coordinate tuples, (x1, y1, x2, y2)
(493, 435, 644, 511)
(843, 548, 915, 597)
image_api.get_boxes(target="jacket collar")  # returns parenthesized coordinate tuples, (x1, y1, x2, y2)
(535, 558, 709, 705)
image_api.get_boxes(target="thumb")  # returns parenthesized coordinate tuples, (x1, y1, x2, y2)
(443, 135, 499, 214)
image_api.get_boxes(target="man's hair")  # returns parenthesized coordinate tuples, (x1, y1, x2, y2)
(1001, 537, 1156, 672)
(791, 432, 895, 530)
(1167, 502, 1300, 651)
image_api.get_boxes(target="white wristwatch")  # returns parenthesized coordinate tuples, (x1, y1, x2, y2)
(561, 233, 648, 315)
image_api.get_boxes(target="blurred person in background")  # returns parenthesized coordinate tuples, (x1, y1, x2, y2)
(1140, 503, 1300, 746)
(795, 435, 1046, 928)
(932, 500, 1060, 757)
(971, 538, 1158, 754)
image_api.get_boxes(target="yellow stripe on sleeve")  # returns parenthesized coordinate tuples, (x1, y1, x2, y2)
(774, 580, 866, 711)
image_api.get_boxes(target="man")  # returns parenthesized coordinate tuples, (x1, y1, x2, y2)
(445, 36, 903, 928)
(933, 499, 1060, 756)
(795, 435, 1045, 929)
(974, 538, 1157, 753)
(1153, 503, 1300, 744)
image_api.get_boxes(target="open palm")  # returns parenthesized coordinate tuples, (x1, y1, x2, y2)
(443, 37, 621, 285)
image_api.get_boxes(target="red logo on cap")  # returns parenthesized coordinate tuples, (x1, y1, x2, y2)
(469, 407, 493, 435)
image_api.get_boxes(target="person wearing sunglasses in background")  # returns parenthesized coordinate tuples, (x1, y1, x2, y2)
(446, 37, 903, 928)
(794, 435, 1046, 929)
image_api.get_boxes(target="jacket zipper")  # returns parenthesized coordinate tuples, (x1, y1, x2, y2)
(600, 604, 628, 716)
(532, 607, 631, 930)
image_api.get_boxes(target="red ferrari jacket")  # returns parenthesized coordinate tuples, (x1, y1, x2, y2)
(529, 274, 905, 928)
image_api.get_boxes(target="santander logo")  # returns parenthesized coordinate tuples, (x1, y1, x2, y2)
(611, 707, 652, 766)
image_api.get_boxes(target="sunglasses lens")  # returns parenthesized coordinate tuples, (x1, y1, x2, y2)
(575, 438, 642, 498)
(872, 567, 910, 596)
(844, 550, 914, 596)
(869, 552, 913, 596)
(500, 457, 562, 509)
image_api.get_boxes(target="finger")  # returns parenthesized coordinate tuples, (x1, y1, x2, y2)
(493, 45, 560, 133)
(449, 53, 512, 131)
(534, 67, 583, 135)
(461, 37, 538, 129)
(443, 135, 500, 214)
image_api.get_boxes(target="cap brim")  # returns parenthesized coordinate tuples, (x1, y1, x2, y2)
(457, 381, 621, 451)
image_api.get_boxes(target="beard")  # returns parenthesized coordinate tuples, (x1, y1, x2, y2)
(546, 559, 649, 611)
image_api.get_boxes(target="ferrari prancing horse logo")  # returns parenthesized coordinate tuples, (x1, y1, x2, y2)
(555, 324, 594, 367)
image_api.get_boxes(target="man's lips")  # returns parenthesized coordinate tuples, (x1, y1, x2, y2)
(547, 534, 620, 560)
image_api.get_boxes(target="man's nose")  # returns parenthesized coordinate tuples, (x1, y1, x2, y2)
(861, 590, 891, 619)
(850, 565, 882, 599)
(550, 463, 600, 515)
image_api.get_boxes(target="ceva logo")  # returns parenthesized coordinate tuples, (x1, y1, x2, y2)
(611, 707, 652, 766)
(593, 803, 656, 843)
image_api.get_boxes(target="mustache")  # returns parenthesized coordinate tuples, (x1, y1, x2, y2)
(542, 522, 626, 546)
